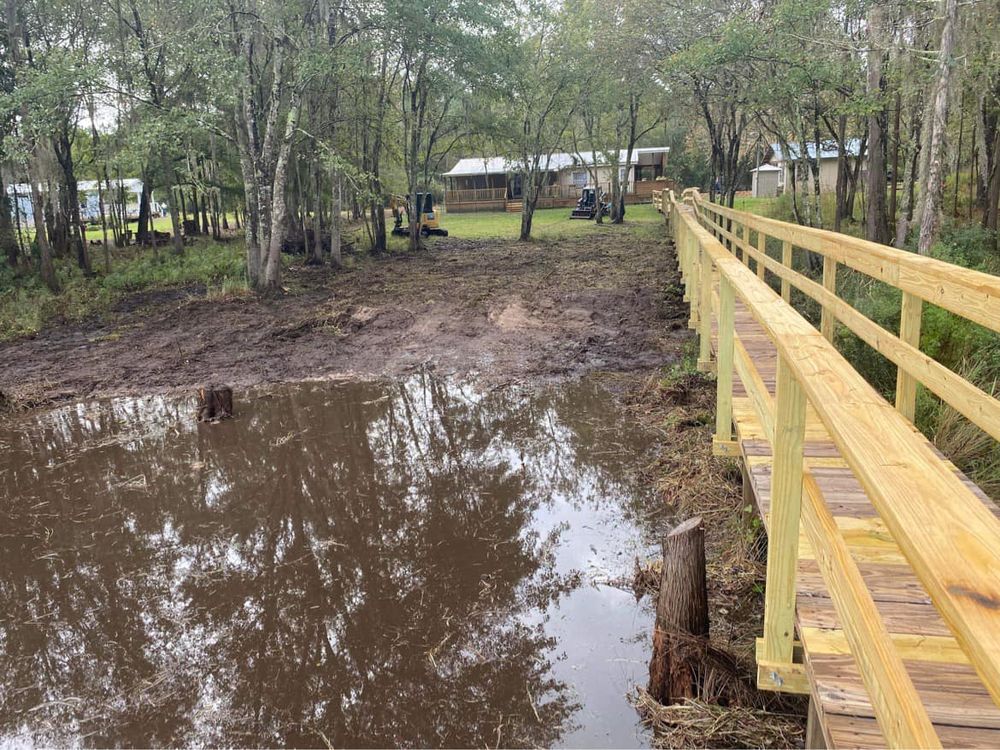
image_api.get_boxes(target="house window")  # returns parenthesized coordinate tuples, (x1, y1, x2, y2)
(572, 171, 588, 188)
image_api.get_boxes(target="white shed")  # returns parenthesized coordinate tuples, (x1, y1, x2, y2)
(751, 164, 782, 198)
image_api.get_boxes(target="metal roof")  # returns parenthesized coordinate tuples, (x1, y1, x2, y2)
(751, 164, 781, 172)
(771, 138, 864, 162)
(7, 178, 144, 194)
(443, 147, 669, 177)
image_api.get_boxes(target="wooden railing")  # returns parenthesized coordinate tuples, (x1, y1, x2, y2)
(444, 187, 507, 203)
(665, 189, 1000, 748)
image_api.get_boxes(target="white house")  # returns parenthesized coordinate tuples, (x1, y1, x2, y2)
(6, 178, 152, 224)
(442, 147, 671, 211)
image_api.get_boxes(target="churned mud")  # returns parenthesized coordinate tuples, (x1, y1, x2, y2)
(0, 229, 682, 406)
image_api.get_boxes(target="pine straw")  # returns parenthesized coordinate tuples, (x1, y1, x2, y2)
(622, 351, 807, 748)
(633, 689, 806, 750)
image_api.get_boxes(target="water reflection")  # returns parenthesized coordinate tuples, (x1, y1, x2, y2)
(0, 374, 655, 747)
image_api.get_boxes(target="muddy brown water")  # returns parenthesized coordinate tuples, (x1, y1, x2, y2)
(0, 374, 663, 748)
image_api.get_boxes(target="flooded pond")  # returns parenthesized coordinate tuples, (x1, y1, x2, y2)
(0, 374, 662, 747)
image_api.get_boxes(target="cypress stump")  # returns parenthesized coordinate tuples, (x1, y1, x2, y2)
(197, 385, 234, 422)
(648, 516, 709, 704)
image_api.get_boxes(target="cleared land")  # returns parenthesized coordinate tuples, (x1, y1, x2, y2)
(0, 207, 684, 406)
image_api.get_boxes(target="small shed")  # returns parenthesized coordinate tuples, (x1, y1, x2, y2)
(751, 164, 781, 198)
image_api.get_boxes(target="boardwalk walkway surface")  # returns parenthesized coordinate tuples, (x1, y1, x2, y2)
(655, 189, 1000, 749)
(732, 303, 1000, 748)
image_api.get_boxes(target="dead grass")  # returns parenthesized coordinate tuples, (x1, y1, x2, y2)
(622, 260, 806, 747)
(0, 380, 58, 414)
(633, 690, 806, 749)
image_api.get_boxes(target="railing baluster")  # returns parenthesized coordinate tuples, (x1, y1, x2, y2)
(713, 276, 735, 454)
(781, 240, 792, 303)
(760, 354, 807, 673)
(698, 241, 713, 372)
(689, 233, 701, 330)
(896, 291, 923, 421)
(820, 256, 838, 341)
(757, 229, 767, 280)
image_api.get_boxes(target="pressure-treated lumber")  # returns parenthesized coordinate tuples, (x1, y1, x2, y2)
(695, 196, 1000, 334)
(781, 239, 792, 302)
(673, 197, 1000, 708)
(801, 471, 941, 748)
(760, 354, 806, 667)
(757, 229, 767, 280)
(704, 214, 1000, 444)
(895, 292, 923, 421)
(715, 277, 735, 445)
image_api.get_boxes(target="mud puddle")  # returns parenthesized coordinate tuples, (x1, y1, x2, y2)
(0, 373, 664, 747)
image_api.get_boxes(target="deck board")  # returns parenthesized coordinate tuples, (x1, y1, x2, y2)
(725, 298, 1000, 748)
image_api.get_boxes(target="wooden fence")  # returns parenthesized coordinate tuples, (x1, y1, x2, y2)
(656, 187, 1000, 748)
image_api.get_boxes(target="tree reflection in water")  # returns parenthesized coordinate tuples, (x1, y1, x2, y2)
(0, 373, 654, 747)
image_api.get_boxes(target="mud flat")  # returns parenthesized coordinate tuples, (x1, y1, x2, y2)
(0, 229, 681, 407)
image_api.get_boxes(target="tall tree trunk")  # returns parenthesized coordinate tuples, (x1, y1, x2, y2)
(5, 0, 58, 290)
(330, 168, 342, 267)
(160, 154, 185, 254)
(0, 171, 18, 267)
(865, 4, 890, 244)
(895, 100, 923, 247)
(29, 175, 59, 292)
(833, 114, 848, 232)
(261, 92, 302, 292)
(917, 0, 959, 255)
(311, 160, 323, 264)
(137, 185, 151, 242)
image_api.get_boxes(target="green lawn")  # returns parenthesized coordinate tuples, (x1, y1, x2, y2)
(376, 202, 663, 249)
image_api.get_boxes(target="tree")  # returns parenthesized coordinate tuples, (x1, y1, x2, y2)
(503, 3, 576, 241)
(4, 0, 58, 291)
(914, 0, 959, 254)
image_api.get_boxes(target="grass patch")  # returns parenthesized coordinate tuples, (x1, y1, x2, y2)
(0, 239, 245, 340)
(360, 203, 664, 250)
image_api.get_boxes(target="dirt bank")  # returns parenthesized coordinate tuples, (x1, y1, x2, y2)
(0, 226, 684, 407)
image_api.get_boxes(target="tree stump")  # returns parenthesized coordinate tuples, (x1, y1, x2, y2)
(197, 385, 233, 422)
(648, 516, 709, 704)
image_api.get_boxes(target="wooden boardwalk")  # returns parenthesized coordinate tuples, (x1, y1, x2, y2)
(730, 301, 1000, 748)
(656, 188, 1000, 749)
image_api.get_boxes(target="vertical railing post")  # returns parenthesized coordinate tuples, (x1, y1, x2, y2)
(896, 291, 923, 421)
(713, 276, 735, 454)
(781, 240, 792, 303)
(697, 241, 713, 372)
(689, 233, 700, 330)
(760, 354, 806, 672)
(757, 229, 767, 280)
(820, 256, 838, 341)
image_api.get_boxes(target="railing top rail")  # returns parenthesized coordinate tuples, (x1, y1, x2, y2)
(691, 191, 1000, 334)
(668, 193, 1000, 708)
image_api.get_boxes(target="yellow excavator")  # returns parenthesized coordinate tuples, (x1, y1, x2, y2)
(390, 193, 448, 237)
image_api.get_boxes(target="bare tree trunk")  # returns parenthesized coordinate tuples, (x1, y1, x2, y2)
(917, 0, 959, 255)
(330, 168, 342, 267)
(160, 154, 185, 254)
(29, 176, 59, 292)
(262, 92, 302, 292)
(648, 517, 709, 705)
(865, 3, 890, 244)
(896, 101, 923, 247)
(0, 171, 18, 267)
(833, 114, 848, 232)
(312, 160, 324, 264)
